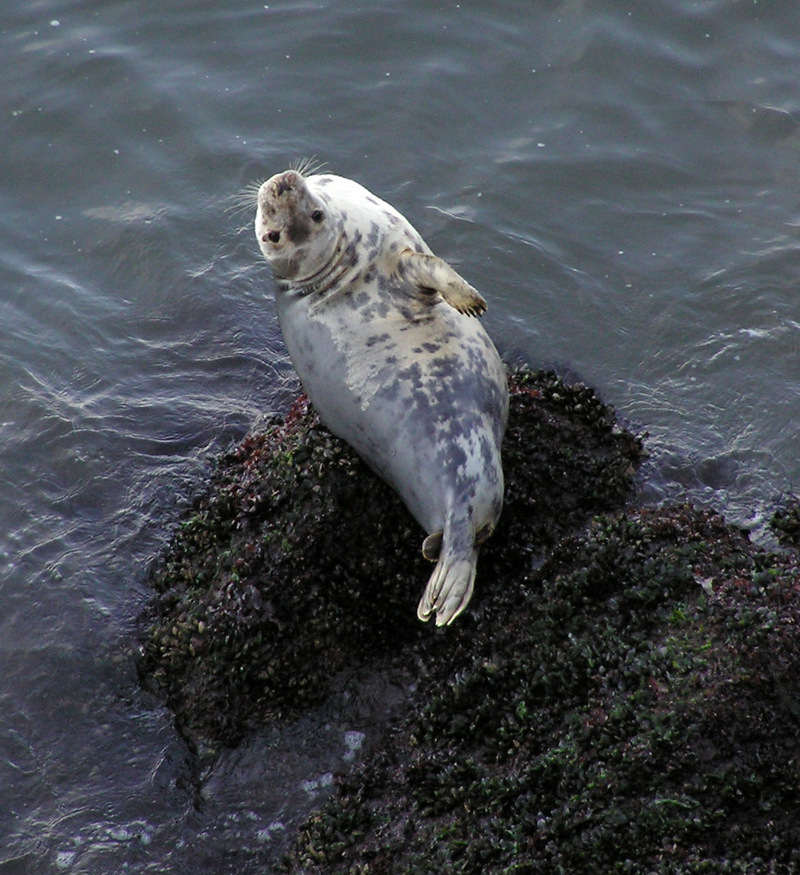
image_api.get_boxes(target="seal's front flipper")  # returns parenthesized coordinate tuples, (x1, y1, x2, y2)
(398, 249, 487, 317)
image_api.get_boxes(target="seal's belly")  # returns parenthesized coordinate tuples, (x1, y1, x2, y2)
(277, 292, 507, 534)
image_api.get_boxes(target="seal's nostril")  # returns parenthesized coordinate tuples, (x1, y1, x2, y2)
(276, 180, 293, 196)
(265, 230, 281, 243)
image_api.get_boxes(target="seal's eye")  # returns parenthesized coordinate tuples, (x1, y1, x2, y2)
(311, 209, 324, 223)
(266, 230, 281, 243)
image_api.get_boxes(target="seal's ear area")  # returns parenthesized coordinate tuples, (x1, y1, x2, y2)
(397, 250, 488, 317)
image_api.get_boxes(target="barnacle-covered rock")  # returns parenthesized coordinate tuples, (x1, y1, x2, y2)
(284, 505, 800, 873)
(137, 369, 643, 753)
(138, 366, 800, 871)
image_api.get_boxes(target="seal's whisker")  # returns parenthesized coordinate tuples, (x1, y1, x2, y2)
(291, 155, 327, 177)
(225, 182, 264, 219)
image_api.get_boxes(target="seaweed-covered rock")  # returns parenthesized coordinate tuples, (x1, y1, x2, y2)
(138, 364, 800, 870)
(284, 505, 800, 874)
(137, 369, 643, 753)
(771, 494, 800, 549)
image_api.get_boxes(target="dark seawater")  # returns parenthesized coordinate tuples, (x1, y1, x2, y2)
(1, 1, 798, 871)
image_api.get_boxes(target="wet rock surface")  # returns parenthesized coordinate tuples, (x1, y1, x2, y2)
(285, 505, 800, 873)
(137, 368, 800, 871)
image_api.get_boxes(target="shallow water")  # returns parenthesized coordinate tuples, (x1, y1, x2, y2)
(1, 1, 799, 871)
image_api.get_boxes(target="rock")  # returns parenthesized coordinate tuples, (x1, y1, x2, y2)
(771, 495, 800, 549)
(137, 366, 800, 870)
(284, 505, 800, 873)
(137, 368, 643, 754)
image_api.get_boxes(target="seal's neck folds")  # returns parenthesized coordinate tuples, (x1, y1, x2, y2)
(285, 231, 361, 299)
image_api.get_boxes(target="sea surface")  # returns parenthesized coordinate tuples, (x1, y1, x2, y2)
(1, 1, 799, 871)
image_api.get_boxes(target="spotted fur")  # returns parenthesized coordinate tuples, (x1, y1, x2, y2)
(255, 168, 508, 625)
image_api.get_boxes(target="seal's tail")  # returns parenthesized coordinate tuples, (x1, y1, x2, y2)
(417, 538, 478, 627)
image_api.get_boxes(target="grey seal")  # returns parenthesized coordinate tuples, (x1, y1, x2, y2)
(254, 165, 508, 625)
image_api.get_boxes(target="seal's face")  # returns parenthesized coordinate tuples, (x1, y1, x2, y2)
(255, 170, 341, 282)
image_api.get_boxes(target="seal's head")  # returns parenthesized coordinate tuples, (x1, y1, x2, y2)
(255, 169, 343, 282)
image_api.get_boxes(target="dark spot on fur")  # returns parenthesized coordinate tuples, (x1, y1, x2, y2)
(286, 217, 310, 244)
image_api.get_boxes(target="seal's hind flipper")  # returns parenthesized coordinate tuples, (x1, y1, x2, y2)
(422, 531, 443, 561)
(423, 524, 491, 562)
(417, 549, 478, 627)
(398, 250, 487, 317)
(475, 522, 494, 546)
